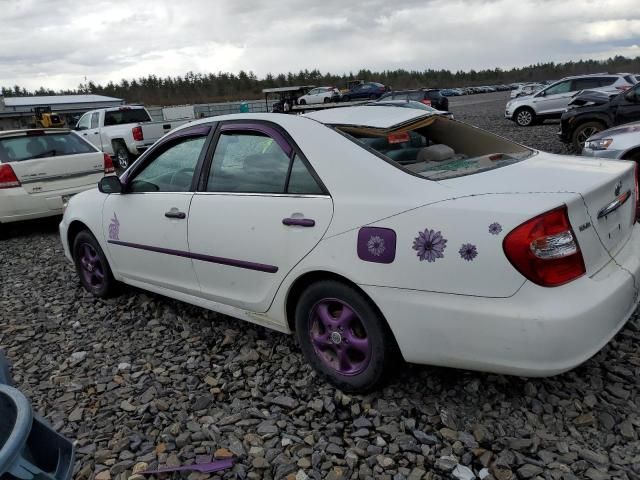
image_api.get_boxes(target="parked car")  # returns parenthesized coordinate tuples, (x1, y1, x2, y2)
(378, 89, 449, 111)
(558, 81, 640, 150)
(75, 105, 191, 169)
(0, 128, 114, 228)
(297, 87, 341, 105)
(581, 121, 640, 160)
(341, 82, 388, 101)
(510, 83, 543, 99)
(60, 106, 640, 392)
(505, 74, 634, 126)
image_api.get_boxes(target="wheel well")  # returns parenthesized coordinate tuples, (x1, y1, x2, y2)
(622, 147, 640, 162)
(111, 139, 126, 152)
(67, 220, 90, 255)
(514, 106, 534, 114)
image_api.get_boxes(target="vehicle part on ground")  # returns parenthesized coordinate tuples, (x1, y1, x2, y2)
(0, 352, 75, 480)
(139, 458, 235, 475)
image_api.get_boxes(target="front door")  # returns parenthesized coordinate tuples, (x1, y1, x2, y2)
(188, 122, 333, 313)
(533, 79, 573, 116)
(83, 112, 103, 150)
(103, 128, 210, 295)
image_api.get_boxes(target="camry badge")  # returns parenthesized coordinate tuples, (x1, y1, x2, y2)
(614, 180, 622, 197)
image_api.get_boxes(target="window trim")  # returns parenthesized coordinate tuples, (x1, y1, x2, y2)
(120, 123, 215, 194)
(198, 119, 330, 197)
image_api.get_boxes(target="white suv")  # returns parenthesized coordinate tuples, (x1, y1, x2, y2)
(505, 74, 634, 126)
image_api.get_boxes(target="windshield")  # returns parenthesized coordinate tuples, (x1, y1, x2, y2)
(104, 108, 151, 126)
(337, 116, 533, 180)
(0, 132, 97, 162)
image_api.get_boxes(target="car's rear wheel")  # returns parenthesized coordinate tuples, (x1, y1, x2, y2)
(299, 99, 306, 105)
(572, 121, 605, 152)
(323, 97, 331, 104)
(114, 143, 131, 169)
(73, 230, 118, 298)
(514, 107, 536, 127)
(295, 280, 397, 392)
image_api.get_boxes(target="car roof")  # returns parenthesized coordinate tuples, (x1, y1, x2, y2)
(0, 128, 71, 138)
(304, 105, 431, 128)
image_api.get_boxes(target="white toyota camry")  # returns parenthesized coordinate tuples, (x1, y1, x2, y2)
(59, 106, 640, 392)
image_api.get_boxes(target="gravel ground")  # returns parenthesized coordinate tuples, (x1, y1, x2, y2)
(1, 94, 639, 480)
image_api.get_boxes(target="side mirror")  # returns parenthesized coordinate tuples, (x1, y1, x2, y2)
(98, 175, 123, 194)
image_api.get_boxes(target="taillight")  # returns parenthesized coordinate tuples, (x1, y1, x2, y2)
(503, 205, 585, 287)
(420, 99, 432, 106)
(132, 126, 143, 141)
(103, 153, 115, 174)
(0, 164, 20, 189)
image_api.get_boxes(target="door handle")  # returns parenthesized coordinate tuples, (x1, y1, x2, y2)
(283, 218, 315, 227)
(93, 131, 99, 134)
(165, 209, 186, 219)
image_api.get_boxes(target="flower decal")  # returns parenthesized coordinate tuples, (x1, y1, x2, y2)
(488, 222, 502, 235)
(459, 243, 478, 261)
(367, 235, 386, 257)
(413, 229, 447, 262)
(108, 213, 120, 240)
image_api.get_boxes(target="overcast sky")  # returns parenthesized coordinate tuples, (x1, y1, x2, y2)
(1, 0, 639, 91)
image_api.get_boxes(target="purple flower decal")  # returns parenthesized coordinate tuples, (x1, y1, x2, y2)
(412, 229, 447, 262)
(367, 235, 386, 257)
(488, 222, 502, 235)
(459, 243, 478, 261)
(108, 213, 120, 240)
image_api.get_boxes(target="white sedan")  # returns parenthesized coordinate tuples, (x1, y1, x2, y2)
(297, 87, 340, 105)
(0, 129, 114, 227)
(59, 106, 640, 392)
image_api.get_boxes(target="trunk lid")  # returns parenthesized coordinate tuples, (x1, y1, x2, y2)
(443, 152, 636, 275)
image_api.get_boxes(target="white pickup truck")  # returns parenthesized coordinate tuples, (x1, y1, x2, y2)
(75, 105, 191, 169)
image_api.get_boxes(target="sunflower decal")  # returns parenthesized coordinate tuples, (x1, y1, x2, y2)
(412, 229, 447, 262)
(459, 243, 478, 261)
(488, 222, 502, 235)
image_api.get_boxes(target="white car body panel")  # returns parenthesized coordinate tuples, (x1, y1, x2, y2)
(59, 108, 640, 377)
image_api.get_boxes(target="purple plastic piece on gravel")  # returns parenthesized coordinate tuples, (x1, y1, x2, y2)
(139, 458, 235, 475)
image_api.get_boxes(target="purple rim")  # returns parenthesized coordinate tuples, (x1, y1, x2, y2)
(308, 298, 371, 376)
(79, 243, 105, 290)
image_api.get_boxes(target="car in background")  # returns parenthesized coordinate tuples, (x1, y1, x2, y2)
(297, 87, 341, 105)
(341, 82, 388, 101)
(559, 82, 640, 150)
(61, 105, 640, 392)
(378, 89, 449, 111)
(581, 121, 640, 161)
(505, 74, 635, 127)
(0, 129, 114, 227)
(510, 83, 543, 99)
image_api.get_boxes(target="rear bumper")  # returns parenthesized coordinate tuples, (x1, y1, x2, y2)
(362, 225, 640, 377)
(0, 184, 96, 224)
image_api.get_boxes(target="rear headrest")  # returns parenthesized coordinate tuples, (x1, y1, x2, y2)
(417, 144, 455, 163)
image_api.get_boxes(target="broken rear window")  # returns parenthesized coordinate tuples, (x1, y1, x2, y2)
(336, 115, 533, 180)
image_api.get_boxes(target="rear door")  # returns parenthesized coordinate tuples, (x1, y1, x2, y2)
(188, 121, 333, 313)
(1, 131, 104, 193)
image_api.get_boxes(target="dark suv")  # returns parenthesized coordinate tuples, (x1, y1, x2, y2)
(378, 89, 449, 111)
(558, 82, 640, 151)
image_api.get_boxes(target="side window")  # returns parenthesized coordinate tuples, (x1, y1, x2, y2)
(408, 92, 423, 101)
(129, 136, 206, 193)
(207, 131, 290, 194)
(572, 78, 602, 90)
(90, 113, 99, 129)
(287, 154, 323, 194)
(77, 113, 91, 130)
(544, 81, 571, 95)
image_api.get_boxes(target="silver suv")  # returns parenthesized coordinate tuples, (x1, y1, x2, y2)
(505, 74, 635, 126)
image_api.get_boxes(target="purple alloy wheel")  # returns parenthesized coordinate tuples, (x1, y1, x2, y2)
(308, 298, 371, 376)
(79, 243, 105, 290)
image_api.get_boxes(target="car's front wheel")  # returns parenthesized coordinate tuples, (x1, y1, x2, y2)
(514, 107, 536, 127)
(572, 121, 605, 152)
(298, 99, 306, 105)
(73, 230, 118, 298)
(295, 280, 397, 392)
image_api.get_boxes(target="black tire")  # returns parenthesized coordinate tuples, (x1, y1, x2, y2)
(299, 99, 306, 105)
(342, 95, 350, 102)
(295, 280, 398, 392)
(73, 230, 119, 298)
(571, 121, 605, 152)
(323, 97, 331, 104)
(114, 142, 132, 169)
(514, 107, 536, 127)
(368, 94, 377, 100)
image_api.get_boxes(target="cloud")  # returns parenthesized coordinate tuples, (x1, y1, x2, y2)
(0, 0, 638, 90)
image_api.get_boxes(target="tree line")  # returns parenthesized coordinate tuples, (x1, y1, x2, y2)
(2, 56, 639, 106)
